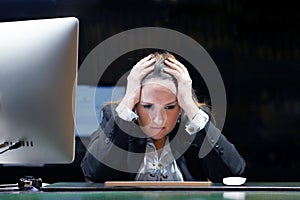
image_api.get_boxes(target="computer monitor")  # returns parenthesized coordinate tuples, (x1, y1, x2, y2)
(0, 17, 78, 164)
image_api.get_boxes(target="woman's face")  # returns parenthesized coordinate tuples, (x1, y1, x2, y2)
(136, 80, 180, 141)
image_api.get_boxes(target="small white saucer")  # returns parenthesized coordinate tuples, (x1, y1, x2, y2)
(223, 177, 247, 186)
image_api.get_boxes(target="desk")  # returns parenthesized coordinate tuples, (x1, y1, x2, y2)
(1, 182, 300, 200)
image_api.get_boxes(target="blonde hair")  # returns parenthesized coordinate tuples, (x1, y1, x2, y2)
(143, 52, 206, 108)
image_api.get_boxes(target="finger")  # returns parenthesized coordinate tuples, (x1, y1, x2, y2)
(136, 54, 152, 66)
(164, 67, 192, 84)
(163, 67, 181, 79)
(167, 57, 190, 74)
(133, 56, 155, 71)
(164, 59, 184, 74)
(168, 57, 190, 74)
(141, 65, 155, 77)
(168, 57, 185, 67)
(141, 57, 156, 68)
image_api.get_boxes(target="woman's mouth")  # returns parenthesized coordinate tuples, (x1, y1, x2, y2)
(150, 127, 164, 131)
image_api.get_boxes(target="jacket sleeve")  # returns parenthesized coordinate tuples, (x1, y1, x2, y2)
(80, 104, 131, 182)
(185, 120, 246, 182)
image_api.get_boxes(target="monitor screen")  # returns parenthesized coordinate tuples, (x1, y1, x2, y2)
(0, 17, 78, 164)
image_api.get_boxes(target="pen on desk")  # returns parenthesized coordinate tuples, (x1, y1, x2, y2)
(0, 183, 18, 188)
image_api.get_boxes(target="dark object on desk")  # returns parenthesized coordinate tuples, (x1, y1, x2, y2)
(18, 176, 42, 190)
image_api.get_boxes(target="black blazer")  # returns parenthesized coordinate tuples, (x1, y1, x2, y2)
(81, 104, 246, 182)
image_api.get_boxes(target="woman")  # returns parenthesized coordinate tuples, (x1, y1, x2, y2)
(81, 52, 246, 182)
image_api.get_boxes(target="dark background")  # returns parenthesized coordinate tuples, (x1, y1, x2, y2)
(0, 0, 299, 183)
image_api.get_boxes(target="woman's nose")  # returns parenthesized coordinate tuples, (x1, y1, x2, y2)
(151, 107, 165, 125)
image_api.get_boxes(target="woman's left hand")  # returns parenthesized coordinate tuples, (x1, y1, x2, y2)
(164, 57, 199, 120)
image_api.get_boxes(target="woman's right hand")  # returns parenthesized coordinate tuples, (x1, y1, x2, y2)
(120, 54, 155, 110)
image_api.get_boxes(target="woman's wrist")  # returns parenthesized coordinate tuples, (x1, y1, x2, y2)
(181, 100, 199, 121)
(116, 102, 138, 121)
(119, 94, 136, 110)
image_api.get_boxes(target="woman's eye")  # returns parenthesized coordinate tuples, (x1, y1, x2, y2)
(165, 105, 175, 110)
(142, 105, 152, 109)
